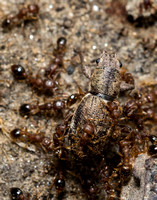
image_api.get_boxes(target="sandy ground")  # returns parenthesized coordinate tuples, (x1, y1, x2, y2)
(0, 0, 156, 199)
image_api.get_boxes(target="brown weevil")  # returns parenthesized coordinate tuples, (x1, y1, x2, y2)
(67, 51, 135, 157)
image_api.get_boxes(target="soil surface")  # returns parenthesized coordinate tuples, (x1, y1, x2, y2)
(0, 0, 156, 200)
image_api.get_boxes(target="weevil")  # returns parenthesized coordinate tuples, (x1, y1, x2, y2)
(67, 51, 135, 157)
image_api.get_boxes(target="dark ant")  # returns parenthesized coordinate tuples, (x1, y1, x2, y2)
(45, 37, 67, 79)
(11, 64, 59, 94)
(2, 4, 39, 31)
(46, 161, 67, 199)
(10, 187, 30, 200)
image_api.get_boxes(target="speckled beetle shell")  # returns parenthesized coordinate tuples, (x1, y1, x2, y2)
(68, 51, 123, 157)
(90, 51, 121, 99)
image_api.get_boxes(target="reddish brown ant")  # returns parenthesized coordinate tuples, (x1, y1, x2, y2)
(10, 128, 53, 152)
(139, 0, 153, 13)
(19, 100, 66, 116)
(10, 121, 69, 156)
(119, 139, 132, 172)
(10, 128, 44, 143)
(45, 37, 67, 79)
(11, 64, 59, 94)
(2, 4, 39, 31)
(52, 122, 71, 159)
(99, 165, 119, 200)
(53, 123, 67, 147)
(122, 84, 157, 128)
(19, 91, 84, 117)
(70, 122, 96, 158)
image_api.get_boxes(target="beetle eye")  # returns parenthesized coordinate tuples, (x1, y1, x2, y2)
(119, 61, 122, 68)
(96, 58, 100, 64)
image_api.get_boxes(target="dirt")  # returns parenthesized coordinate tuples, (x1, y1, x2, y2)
(0, 0, 156, 199)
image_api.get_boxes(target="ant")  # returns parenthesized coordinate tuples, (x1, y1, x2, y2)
(11, 64, 59, 94)
(119, 139, 133, 172)
(100, 164, 121, 200)
(149, 135, 157, 155)
(19, 99, 66, 116)
(45, 37, 67, 79)
(19, 91, 84, 117)
(10, 128, 53, 152)
(18, 89, 84, 123)
(139, 0, 153, 13)
(10, 187, 30, 200)
(81, 177, 100, 200)
(69, 122, 96, 158)
(52, 121, 72, 159)
(54, 171, 66, 194)
(122, 86, 157, 128)
(10, 120, 70, 155)
(53, 123, 67, 147)
(2, 4, 39, 31)
(11, 37, 68, 94)
(67, 93, 83, 107)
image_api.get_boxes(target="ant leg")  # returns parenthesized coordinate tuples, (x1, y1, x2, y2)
(120, 81, 135, 92)
(120, 72, 135, 92)
(21, 21, 26, 38)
